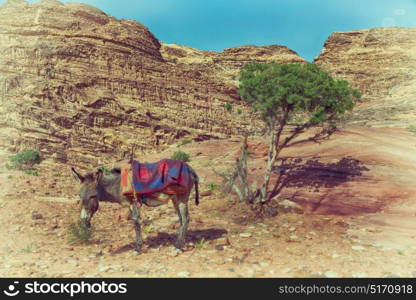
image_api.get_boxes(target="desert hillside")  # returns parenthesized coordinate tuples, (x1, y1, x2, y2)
(315, 28, 416, 127)
(2, 0, 415, 168)
(0, 0, 305, 166)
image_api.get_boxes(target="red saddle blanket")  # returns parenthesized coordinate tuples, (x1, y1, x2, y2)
(120, 159, 192, 197)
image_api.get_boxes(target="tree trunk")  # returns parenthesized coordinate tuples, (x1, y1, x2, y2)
(257, 120, 278, 204)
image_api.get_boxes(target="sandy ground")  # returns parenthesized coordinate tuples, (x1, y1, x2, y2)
(1, 147, 416, 279)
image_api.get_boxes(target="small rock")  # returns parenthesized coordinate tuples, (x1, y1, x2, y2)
(260, 262, 270, 268)
(239, 233, 252, 238)
(9, 225, 21, 233)
(385, 273, 401, 278)
(169, 248, 182, 257)
(365, 227, 381, 233)
(67, 259, 78, 266)
(177, 271, 190, 278)
(246, 269, 255, 277)
(289, 227, 296, 232)
(110, 265, 122, 271)
(170, 216, 179, 222)
(216, 237, 231, 246)
(32, 213, 43, 220)
(351, 245, 366, 251)
(97, 265, 110, 272)
(277, 200, 304, 214)
(287, 235, 299, 242)
(200, 190, 212, 197)
(215, 245, 224, 251)
(283, 267, 292, 273)
(264, 206, 278, 218)
(352, 272, 368, 278)
(324, 271, 338, 278)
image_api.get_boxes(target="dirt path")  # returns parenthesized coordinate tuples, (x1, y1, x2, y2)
(0, 148, 416, 278)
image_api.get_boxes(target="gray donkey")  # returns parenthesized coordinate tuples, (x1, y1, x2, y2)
(71, 164, 199, 253)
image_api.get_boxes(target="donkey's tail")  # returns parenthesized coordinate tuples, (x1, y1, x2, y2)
(194, 176, 199, 206)
(188, 165, 199, 206)
(185, 164, 199, 206)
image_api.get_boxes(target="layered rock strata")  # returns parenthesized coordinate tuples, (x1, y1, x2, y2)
(1, 0, 305, 165)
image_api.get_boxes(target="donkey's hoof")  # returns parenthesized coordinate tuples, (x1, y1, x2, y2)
(133, 245, 143, 254)
(174, 241, 185, 250)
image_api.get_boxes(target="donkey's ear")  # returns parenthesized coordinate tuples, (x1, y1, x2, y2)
(95, 169, 103, 184)
(71, 168, 85, 183)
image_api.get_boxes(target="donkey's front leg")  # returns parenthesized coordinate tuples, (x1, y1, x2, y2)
(173, 198, 189, 249)
(129, 203, 143, 253)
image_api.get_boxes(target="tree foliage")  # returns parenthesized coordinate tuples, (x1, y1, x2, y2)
(239, 62, 360, 128)
(237, 62, 361, 204)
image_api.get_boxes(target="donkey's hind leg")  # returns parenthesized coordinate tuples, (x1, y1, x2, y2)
(129, 203, 143, 253)
(173, 194, 190, 249)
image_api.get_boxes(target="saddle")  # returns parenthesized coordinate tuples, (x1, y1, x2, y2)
(120, 159, 191, 203)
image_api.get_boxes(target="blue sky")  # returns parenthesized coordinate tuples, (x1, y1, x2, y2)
(3, 0, 416, 61)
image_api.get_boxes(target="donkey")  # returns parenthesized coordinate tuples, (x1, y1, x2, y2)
(71, 163, 199, 253)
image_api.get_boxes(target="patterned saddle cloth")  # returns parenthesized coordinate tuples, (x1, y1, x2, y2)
(120, 159, 192, 202)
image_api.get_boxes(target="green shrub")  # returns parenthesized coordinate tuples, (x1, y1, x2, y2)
(224, 103, 233, 112)
(22, 243, 37, 253)
(236, 108, 243, 115)
(171, 150, 190, 162)
(9, 150, 42, 170)
(195, 237, 206, 249)
(207, 183, 218, 191)
(24, 170, 39, 176)
(143, 225, 154, 234)
(408, 125, 416, 133)
(67, 221, 93, 245)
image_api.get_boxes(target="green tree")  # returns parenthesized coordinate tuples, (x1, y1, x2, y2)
(238, 62, 360, 204)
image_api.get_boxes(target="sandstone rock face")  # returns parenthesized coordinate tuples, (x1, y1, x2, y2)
(315, 28, 416, 127)
(2, 0, 303, 166)
(161, 44, 307, 85)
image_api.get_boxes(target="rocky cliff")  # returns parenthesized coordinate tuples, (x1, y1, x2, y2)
(161, 43, 307, 85)
(1, 0, 307, 166)
(315, 28, 416, 127)
(1, 0, 415, 168)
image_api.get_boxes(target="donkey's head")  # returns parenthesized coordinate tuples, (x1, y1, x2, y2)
(71, 168, 103, 228)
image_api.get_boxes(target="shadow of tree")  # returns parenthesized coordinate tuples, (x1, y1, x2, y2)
(111, 228, 227, 255)
(269, 156, 370, 199)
